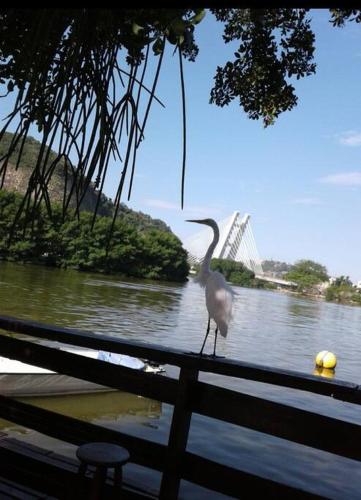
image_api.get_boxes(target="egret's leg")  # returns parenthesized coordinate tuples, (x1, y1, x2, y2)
(199, 317, 211, 355)
(212, 328, 218, 357)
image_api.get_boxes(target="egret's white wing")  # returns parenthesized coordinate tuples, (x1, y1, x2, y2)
(205, 271, 233, 337)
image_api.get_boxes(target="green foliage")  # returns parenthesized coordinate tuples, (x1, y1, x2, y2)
(117, 203, 171, 233)
(0, 191, 189, 282)
(333, 275, 353, 287)
(210, 258, 267, 288)
(262, 259, 292, 275)
(284, 259, 329, 289)
(210, 9, 316, 126)
(325, 276, 361, 304)
(0, 131, 114, 217)
(330, 9, 361, 26)
(1, 131, 172, 234)
(0, 132, 58, 170)
(136, 229, 189, 281)
(192, 258, 274, 289)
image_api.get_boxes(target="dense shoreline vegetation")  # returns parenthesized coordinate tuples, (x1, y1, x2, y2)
(0, 133, 189, 282)
(324, 276, 361, 306)
(0, 191, 189, 282)
(265, 259, 361, 306)
(1, 195, 360, 306)
(191, 259, 275, 290)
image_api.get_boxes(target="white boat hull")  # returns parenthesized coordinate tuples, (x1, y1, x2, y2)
(0, 372, 114, 397)
(0, 346, 164, 397)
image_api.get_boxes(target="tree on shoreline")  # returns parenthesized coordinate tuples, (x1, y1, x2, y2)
(284, 259, 329, 290)
(0, 191, 189, 282)
(325, 276, 361, 304)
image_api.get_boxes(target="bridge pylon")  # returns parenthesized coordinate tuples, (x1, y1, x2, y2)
(183, 211, 263, 275)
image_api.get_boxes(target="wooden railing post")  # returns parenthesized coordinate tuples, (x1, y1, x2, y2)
(159, 366, 198, 500)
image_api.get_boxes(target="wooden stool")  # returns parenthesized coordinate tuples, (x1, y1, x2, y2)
(76, 442, 130, 499)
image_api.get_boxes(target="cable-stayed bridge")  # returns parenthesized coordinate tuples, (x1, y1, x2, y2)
(183, 211, 297, 287)
(183, 211, 264, 275)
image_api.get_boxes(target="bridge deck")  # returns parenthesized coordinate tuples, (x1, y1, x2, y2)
(256, 274, 298, 287)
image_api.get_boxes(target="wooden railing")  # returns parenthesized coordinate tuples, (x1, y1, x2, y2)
(0, 314, 360, 498)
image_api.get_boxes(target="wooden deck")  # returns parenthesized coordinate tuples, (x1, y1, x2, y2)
(0, 432, 155, 499)
(0, 314, 361, 498)
(0, 476, 53, 500)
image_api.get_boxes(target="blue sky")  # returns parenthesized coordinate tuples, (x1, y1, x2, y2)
(2, 10, 361, 281)
(102, 9, 361, 282)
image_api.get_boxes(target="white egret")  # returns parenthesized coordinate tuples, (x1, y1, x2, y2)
(186, 218, 234, 356)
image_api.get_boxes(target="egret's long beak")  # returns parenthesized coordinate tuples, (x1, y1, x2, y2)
(186, 219, 204, 224)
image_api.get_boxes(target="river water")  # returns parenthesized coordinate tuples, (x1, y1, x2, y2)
(1, 261, 361, 498)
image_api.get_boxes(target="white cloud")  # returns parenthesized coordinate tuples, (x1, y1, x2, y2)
(292, 197, 322, 205)
(319, 171, 361, 186)
(144, 199, 222, 217)
(337, 130, 361, 146)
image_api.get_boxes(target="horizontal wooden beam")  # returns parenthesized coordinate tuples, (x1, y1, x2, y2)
(0, 334, 176, 404)
(0, 438, 155, 499)
(0, 396, 166, 471)
(182, 452, 325, 499)
(0, 314, 188, 364)
(1, 314, 360, 405)
(190, 380, 361, 461)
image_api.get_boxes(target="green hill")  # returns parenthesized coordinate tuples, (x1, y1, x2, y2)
(0, 132, 171, 233)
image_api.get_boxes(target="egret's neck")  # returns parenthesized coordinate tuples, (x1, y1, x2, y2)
(197, 224, 219, 286)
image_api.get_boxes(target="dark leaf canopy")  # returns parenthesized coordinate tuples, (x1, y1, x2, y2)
(329, 9, 361, 26)
(0, 8, 201, 234)
(210, 9, 316, 126)
(0, 8, 357, 234)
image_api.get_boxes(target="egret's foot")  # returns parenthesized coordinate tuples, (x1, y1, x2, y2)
(185, 351, 217, 357)
(186, 351, 207, 356)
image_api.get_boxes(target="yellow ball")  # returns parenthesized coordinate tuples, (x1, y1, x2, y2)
(315, 351, 337, 369)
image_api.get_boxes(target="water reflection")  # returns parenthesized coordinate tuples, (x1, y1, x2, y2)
(313, 367, 335, 379)
(84, 278, 181, 311)
(288, 300, 322, 321)
(0, 262, 184, 343)
(0, 391, 162, 433)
